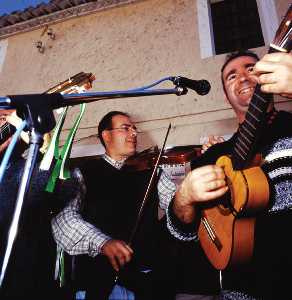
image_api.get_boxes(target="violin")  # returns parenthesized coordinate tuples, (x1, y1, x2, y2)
(125, 144, 202, 171)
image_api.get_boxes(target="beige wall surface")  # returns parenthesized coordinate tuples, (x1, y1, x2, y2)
(0, 0, 291, 154)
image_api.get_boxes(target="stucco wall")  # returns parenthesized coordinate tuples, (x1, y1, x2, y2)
(0, 0, 291, 154)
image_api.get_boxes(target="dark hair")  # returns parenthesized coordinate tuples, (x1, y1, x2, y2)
(221, 50, 260, 94)
(98, 111, 129, 147)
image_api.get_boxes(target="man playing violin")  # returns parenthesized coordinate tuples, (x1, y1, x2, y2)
(166, 50, 292, 299)
(52, 111, 180, 300)
(52, 110, 221, 300)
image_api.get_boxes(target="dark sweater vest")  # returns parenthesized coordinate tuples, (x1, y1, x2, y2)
(0, 157, 81, 299)
(80, 158, 159, 267)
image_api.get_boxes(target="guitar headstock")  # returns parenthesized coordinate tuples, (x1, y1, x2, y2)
(45, 72, 96, 94)
(271, 4, 292, 52)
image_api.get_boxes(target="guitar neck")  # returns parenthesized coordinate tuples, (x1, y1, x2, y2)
(0, 71, 95, 149)
(231, 3, 292, 170)
(0, 122, 15, 145)
(44, 72, 95, 94)
(231, 48, 277, 170)
(231, 87, 272, 170)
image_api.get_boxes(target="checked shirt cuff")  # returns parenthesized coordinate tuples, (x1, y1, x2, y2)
(166, 199, 198, 242)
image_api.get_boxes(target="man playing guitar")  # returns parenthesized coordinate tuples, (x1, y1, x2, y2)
(166, 48, 292, 300)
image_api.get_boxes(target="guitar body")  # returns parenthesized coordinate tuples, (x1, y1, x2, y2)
(198, 155, 270, 270)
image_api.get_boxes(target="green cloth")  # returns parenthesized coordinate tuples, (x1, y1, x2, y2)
(41, 103, 85, 192)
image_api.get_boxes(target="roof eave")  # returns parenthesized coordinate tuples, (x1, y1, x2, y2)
(0, 0, 141, 39)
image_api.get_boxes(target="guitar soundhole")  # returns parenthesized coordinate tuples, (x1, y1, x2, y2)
(198, 190, 234, 216)
(220, 190, 231, 208)
(217, 189, 237, 216)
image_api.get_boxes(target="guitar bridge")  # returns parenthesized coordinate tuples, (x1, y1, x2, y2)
(201, 216, 222, 251)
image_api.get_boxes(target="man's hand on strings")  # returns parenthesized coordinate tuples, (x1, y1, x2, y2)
(254, 52, 292, 98)
(174, 165, 228, 224)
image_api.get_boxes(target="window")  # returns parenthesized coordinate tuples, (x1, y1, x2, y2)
(210, 0, 264, 55)
(197, 0, 279, 58)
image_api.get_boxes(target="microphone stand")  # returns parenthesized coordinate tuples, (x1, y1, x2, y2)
(0, 130, 42, 286)
(0, 85, 188, 287)
(0, 86, 187, 109)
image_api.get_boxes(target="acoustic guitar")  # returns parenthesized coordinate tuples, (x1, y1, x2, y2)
(0, 72, 95, 152)
(198, 5, 292, 270)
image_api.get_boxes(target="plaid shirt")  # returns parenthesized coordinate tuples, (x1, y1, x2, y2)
(51, 154, 176, 256)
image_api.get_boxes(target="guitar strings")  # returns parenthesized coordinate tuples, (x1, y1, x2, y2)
(0, 123, 13, 139)
(0, 123, 10, 131)
(1, 124, 12, 132)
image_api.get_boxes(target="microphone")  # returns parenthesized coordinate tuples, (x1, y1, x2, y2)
(171, 76, 211, 95)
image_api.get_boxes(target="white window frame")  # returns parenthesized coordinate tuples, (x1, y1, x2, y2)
(0, 39, 8, 73)
(197, 0, 279, 58)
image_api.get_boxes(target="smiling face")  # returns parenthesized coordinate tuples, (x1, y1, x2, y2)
(222, 55, 258, 123)
(102, 114, 137, 161)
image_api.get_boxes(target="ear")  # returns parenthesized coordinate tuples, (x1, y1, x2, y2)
(224, 93, 229, 104)
(101, 130, 110, 145)
(223, 89, 230, 105)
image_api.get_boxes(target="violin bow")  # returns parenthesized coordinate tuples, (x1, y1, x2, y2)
(127, 123, 172, 246)
(114, 123, 171, 284)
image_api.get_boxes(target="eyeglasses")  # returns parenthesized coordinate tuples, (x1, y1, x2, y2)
(107, 124, 140, 133)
